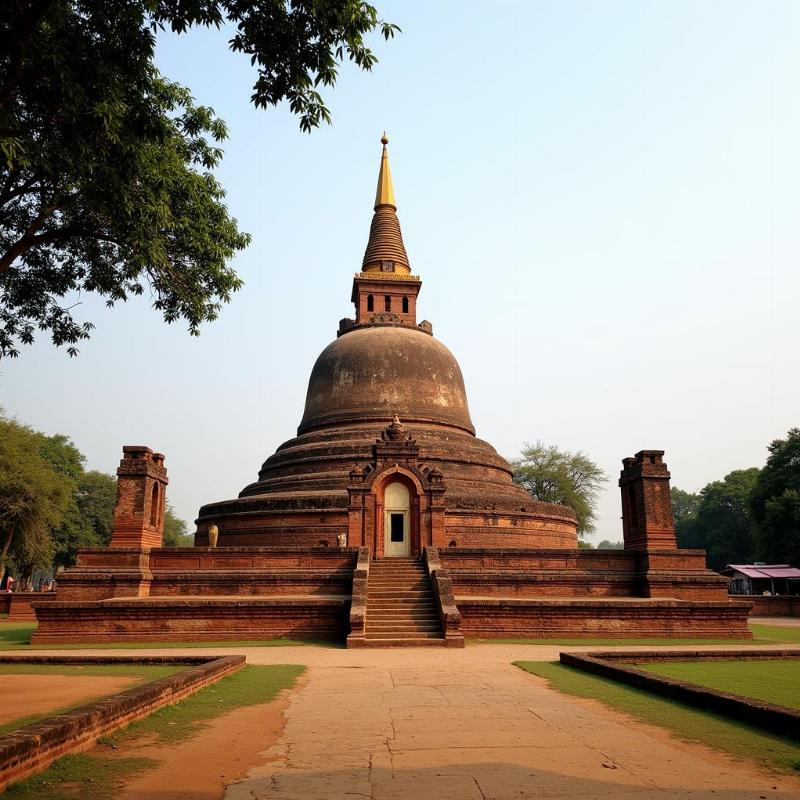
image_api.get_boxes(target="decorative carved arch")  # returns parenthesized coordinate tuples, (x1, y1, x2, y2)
(346, 418, 447, 557)
(366, 463, 426, 496)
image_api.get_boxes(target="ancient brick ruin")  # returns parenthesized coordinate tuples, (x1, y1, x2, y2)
(33, 137, 751, 645)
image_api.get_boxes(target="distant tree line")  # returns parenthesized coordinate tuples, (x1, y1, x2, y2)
(673, 428, 800, 571)
(0, 412, 191, 588)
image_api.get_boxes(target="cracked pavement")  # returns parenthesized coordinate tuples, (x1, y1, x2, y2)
(213, 644, 800, 800)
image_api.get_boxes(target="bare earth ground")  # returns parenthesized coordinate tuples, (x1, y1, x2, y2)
(16, 643, 800, 799)
(0, 675, 139, 728)
(108, 679, 301, 800)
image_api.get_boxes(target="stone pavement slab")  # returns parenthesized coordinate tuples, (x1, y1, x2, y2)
(214, 644, 800, 800)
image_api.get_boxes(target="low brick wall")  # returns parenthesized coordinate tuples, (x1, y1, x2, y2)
(32, 596, 350, 644)
(0, 654, 245, 791)
(457, 597, 753, 639)
(439, 548, 730, 602)
(559, 650, 800, 739)
(746, 595, 800, 617)
(6, 592, 56, 620)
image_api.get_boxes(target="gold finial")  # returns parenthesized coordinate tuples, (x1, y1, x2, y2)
(374, 133, 396, 210)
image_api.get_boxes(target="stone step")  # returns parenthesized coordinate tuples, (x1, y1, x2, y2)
(368, 583, 429, 590)
(368, 611, 440, 619)
(367, 633, 442, 640)
(367, 591, 433, 598)
(367, 600, 437, 608)
(367, 608, 439, 622)
(369, 574, 427, 580)
(358, 638, 447, 648)
(367, 624, 442, 634)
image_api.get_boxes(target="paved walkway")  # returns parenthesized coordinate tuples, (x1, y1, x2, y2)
(208, 644, 800, 800)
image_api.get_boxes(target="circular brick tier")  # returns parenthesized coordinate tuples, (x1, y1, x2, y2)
(196, 325, 577, 549)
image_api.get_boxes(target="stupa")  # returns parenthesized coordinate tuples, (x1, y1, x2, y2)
(194, 135, 578, 555)
(32, 138, 752, 646)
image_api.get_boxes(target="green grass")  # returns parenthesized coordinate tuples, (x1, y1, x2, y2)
(0, 621, 335, 650)
(0, 622, 37, 648)
(4, 754, 157, 800)
(640, 660, 800, 709)
(516, 661, 800, 774)
(4, 664, 305, 799)
(100, 663, 305, 745)
(749, 623, 800, 644)
(0, 664, 183, 737)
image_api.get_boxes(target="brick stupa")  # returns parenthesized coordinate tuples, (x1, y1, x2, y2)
(33, 138, 752, 645)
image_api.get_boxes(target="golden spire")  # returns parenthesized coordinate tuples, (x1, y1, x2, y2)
(362, 134, 410, 273)
(374, 132, 396, 210)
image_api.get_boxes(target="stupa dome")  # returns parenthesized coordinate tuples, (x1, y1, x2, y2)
(299, 326, 474, 436)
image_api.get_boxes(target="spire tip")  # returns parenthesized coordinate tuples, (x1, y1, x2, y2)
(381, 132, 389, 146)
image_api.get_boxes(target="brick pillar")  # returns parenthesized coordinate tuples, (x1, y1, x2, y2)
(428, 468, 446, 549)
(619, 450, 676, 551)
(109, 446, 169, 550)
(347, 468, 368, 547)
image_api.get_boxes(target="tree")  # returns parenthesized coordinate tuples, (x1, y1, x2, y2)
(0, 1, 397, 357)
(511, 441, 608, 537)
(52, 470, 117, 567)
(671, 487, 701, 523)
(751, 428, 800, 566)
(0, 416, 72, 582)
(675, 469, 760, 571)
(163, 504, 193, 547)
(597, 540, 623, 550)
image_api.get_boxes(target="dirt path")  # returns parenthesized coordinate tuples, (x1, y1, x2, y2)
(0, 675, 138, 727)
(104, 681, 298, 800)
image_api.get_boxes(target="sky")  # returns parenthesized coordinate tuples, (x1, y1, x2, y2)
(2, 1, 798, 543)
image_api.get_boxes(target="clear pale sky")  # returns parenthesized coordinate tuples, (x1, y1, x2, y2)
(2, 1, 798, 542)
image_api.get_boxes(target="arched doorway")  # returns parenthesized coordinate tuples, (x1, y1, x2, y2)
(383, 481, 411, 557)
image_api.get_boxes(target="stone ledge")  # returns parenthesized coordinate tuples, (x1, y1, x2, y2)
(559, 650, 800, 740)
(0, 654, 244, 791)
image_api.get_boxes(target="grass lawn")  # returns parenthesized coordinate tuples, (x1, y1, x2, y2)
(640, 659, 800, 709)
(0, 621, 335, 650)
(4, 663, 305, 800)
(0, 663, 183, 737)
(516, 661, 800, 775)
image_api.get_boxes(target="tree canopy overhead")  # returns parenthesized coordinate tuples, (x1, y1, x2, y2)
(511, 441, 608, 537)
(0, 1, 397, 357)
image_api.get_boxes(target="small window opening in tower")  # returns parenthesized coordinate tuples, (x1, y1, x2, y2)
(628, 485, 638, 529)
(150, 483, 159, 527)
(649, 455, 656, 464)
(402, 296, 409, 314)
(367, 294, 374, 312)
(385, 295, 391, 311)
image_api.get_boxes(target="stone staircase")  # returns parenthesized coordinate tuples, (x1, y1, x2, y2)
(364, 557, 446, 646)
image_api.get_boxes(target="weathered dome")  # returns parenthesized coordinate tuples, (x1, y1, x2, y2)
(299, 326, 475, 435)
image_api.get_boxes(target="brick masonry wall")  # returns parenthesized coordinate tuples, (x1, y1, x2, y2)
(0, 654, 244, 790)
(746, 595, 800, 616)
(32, 597, 350, 644)
(456, 597, 753, 638)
